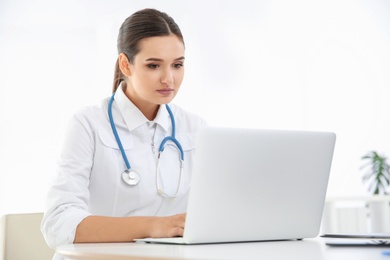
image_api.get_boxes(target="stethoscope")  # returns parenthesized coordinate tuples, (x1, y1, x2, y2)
(108, 92, 184, 198)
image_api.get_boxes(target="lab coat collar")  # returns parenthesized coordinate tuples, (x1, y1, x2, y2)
(115, 86, 171, 133)
(154, 104, 171, 133)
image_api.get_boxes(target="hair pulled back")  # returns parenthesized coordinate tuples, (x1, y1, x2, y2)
(112, 8, 184, 93)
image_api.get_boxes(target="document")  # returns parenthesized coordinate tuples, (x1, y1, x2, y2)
(321, 233, 390, 247)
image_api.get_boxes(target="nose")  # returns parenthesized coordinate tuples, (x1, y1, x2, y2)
(160, 68, 174, 86)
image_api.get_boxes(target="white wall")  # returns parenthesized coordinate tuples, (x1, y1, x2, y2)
(1, 0, 390, 215)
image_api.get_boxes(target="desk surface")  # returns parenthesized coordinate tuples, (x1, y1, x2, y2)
(56, 238, 390, 260)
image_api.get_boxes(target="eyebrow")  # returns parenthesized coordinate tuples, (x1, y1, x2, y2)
(145, 56, 185, 62)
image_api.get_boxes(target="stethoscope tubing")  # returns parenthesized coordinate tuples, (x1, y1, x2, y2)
(108, 91, 184, 175)
(158, 99, 184, 160)
(108, 93, 131, 170)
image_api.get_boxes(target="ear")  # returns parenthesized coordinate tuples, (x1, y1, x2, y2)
(118, 53, 132, 77)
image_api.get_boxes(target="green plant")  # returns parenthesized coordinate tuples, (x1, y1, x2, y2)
(360, 151, 390, 195)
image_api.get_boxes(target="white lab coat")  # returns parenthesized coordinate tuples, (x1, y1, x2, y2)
(41, 86, 208, 250)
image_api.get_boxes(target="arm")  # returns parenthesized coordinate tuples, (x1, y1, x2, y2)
(74, 213, 185, 243)
(42, 106, 186, 247)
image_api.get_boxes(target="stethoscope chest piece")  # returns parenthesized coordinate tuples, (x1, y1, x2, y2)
(122, 169, 140, 186)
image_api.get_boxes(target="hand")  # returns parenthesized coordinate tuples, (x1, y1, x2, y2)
(149, 213, 186, 238)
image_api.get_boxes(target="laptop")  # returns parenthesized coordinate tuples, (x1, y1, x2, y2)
(136, 127, 336, 244)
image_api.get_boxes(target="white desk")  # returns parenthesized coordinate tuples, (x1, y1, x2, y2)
(56, 238, 390, 260)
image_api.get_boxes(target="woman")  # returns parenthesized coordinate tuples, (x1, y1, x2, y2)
(41, 8, 208, 250)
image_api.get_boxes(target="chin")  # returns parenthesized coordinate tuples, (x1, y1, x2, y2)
(157, 96, 175, 104)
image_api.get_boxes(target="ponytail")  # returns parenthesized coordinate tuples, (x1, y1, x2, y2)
(112, 58, 124, 93)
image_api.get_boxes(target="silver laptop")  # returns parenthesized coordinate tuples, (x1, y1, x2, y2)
(136, 127, 336, 244)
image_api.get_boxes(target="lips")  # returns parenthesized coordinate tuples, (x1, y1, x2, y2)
(156, 89, 174, 95)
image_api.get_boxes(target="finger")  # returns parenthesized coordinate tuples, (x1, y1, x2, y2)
(168, 226, 184, 237)
(173, 214, 186, 228)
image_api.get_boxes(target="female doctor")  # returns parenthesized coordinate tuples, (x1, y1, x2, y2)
(41, 8, 208, 250)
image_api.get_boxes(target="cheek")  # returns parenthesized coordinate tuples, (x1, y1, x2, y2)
(133, 71, 156, 89)
(175, 70, 185, 85)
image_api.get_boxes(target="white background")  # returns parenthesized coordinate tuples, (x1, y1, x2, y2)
(1, 0, 390, 216)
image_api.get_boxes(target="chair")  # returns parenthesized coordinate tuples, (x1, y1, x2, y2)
(1, 212, 55, 260)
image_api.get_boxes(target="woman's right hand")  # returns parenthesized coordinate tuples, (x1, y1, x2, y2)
(74, 213, 187, 243)
(149, 213, 186, 238)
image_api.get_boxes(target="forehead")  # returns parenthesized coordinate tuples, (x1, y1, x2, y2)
(136, 35, 185, 60)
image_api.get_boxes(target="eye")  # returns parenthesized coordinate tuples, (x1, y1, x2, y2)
(147, 64, 159, 69)
(173, 63, 184, 69)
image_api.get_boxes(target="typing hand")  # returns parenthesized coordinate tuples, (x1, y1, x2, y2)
(149, 213, 186, 238)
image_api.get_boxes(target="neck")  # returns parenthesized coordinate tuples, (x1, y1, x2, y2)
(122, 86, 160, 120)
(143, 105, 160, 121)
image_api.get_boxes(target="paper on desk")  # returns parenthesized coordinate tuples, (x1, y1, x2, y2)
(320, 233, 390, 247)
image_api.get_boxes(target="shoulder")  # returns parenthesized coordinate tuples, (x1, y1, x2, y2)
(70, 97, 110, 129)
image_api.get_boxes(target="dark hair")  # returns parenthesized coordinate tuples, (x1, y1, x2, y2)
(112, 8, 184, 93)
